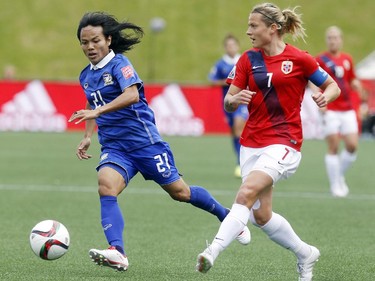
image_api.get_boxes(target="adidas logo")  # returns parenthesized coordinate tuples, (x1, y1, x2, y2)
(149, 84, 204, 136)
(0, 80, 66, 132)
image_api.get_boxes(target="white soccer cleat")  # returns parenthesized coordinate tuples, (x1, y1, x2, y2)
(330, 183, 346, 198)
(89, 246, 129, 272)
(339, 176, 349, 197)
(236, 225, 251, 245)
(297, 246, 320, 281)
(196, 246, 214, 273)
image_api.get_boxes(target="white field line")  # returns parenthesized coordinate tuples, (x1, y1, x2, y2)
(0, 183, 374, 201)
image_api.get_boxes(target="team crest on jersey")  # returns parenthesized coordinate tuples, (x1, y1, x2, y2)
(281, 61, 293, 74)
(102, 72, 114, 86)
(121, 65, 134, 79)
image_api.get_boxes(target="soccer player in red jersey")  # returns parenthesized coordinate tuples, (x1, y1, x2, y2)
(315, 26, 363, 197)
(196, 3, 340, 280)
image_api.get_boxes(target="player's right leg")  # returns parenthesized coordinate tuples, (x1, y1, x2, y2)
(89, 149, 138, 271)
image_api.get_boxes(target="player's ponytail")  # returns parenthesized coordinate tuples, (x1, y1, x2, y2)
(281, 7, 306, 42)
(251, 3, 306, 42)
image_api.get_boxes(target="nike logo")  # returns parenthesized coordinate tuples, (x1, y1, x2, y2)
(214, 237, 224, 241)
(252, 65, 263, 70)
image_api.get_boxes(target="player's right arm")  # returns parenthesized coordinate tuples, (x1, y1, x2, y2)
(224, 84, 254, 112)
(77, 101, 94, 160)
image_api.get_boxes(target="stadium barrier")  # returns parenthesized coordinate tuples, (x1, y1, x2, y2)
(1, 80, 373, 137)
(0, 80, 229, 135)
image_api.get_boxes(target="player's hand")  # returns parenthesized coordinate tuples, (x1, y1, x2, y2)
(232, 90, 256, 105)
(76, 137, 92, 160)
(312, 92, 328, 108)
(68, 109, 100, 124)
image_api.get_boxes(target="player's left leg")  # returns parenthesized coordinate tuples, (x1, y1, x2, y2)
(250, 207, 320, 281)
(338, 110, 359, 196)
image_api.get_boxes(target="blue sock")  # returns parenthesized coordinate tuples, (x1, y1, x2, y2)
(100, 196, 125, 255)
(233, 137, 241, 164)
(188, 186, 228, 221)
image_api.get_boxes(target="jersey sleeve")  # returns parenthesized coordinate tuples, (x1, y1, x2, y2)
(303, 52, 329, 87)
(113, 57, 142, 92)
(226, 53, 249, 89)
(208, 62, 220, 81)
(346, 55, 356, 82)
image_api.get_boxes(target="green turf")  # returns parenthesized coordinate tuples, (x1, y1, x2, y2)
(0, 132, 374, 280)
(1, 0, 374, 82)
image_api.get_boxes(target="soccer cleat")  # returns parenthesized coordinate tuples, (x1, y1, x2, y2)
(296, 246, 320, 281)
(89, 246, 129, 272)
(339, 176, 349, 197)
(330, 183, 346, 198)
(196, 246, 214, 273)
(236, 225, 251, 245)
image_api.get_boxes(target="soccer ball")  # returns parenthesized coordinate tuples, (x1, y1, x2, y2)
(29, 220, 70, 260)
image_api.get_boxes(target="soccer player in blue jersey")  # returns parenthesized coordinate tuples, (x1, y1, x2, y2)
(209, 34, 249, 177)
(69, 12, 250, 272)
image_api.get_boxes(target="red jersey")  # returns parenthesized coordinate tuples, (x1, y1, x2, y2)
(315, 52, 356, 111)
(227, 44, 320, 151)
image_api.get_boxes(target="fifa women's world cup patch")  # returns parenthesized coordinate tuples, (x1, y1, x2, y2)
(121, 65, 134, 79)
(103, 72, 114, 86)
(281, 61, 293, 74)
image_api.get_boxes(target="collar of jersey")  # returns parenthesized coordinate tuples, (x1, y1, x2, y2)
(90, 50, 115, 70)
(222, 54, 240, 65)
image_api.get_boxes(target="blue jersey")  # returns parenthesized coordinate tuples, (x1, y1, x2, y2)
(209, 54, 240, 96)
(79, 51, 162, 152)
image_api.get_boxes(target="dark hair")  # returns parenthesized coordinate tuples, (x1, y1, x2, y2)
(223, 33, 239, 45)
(77, 12, 144, 54)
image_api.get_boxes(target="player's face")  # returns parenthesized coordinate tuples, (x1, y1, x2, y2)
(80, 25, 111, 65)
(326, 29, 343, 54)
(225, 39, 239, 58)
(246, 13, 272, 49)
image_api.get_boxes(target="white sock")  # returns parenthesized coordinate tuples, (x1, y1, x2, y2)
(325, 154, 340, 187)
(209, 203, 250, 260)
(339, 149, 356, 175)
(260, 212, 311, 261)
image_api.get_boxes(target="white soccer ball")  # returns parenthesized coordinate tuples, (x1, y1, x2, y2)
(29, 220, 70, 260)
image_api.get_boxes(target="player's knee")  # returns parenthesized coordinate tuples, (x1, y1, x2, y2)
(236, 183, 260, 207)
(345, 145, 357, 154)
(250, 209, 271, 226)
(168, 188, 190, 202)
(98, 184, 123, 197)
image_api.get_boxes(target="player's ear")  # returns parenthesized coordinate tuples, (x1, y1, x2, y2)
(106, 35, 112, 46)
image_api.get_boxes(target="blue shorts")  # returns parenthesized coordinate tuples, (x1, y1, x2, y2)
(96, 141, 181, 186)
(225, 104, 249, 127)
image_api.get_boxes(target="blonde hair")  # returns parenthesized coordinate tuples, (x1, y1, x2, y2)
(251, 3, 306, 42)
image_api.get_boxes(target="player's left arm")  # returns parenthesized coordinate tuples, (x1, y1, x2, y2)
(310, 70, 341, 108)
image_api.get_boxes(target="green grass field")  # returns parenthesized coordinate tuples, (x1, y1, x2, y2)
(0, 132, 374, 280)
(1, 0, 374, 82)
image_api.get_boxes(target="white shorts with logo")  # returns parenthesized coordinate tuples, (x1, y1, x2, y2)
(323, 110, 358, 136)
(240, 144, 302, 184)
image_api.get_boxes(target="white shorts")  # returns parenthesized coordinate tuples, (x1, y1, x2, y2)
(323, 110, 358, 136)
(240, 144, 302, 184)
